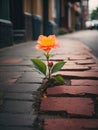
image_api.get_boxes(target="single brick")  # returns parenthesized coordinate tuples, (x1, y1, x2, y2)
(75, 59, 95, 65)
(5, 79, 17, 84)
(62, 64, 90, 71)
(0, 58, 22, 63)
(0, 113, 37, 126)
(47, 85, 98, 96)
(40, 97, 94, 116)
(71, 79, 98, 86)
(3, 100, 33, 113)
(50, 55, 67, 61)
(91, 66, 98, 71)
(44, 119, 98, 130)
(54, 71, 98, 78)
(67, 54, 92, 60)
(85, 63, 98, 67)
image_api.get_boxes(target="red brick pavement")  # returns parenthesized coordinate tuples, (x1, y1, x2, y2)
(44, 119, 98, 130)
(62, 64, 90, 71)
(71, 79, 98, 86)
(75, 59, 96, 65)
(53, 71, 98, 78)
(47, 85, 98, 96)
(39, 38, 98, 130)
(40, 97, 94, 116)
(0, 58, 22, 63)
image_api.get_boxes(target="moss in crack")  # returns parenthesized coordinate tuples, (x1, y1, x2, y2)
(33, 75, 71, 130)
(32, 116, 44, 130)
(38, 75, 71, 93)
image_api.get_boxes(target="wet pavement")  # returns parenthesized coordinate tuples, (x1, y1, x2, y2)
(0, 34, 98, 130)
(0, 41, 42, 130)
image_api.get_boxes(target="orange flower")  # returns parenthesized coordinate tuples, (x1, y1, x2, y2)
(36, 35, 59, 52)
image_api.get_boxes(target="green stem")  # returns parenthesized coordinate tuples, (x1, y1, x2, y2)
(46, 52, 51, 80)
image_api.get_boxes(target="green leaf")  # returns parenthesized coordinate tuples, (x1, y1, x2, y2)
(31, 59, 46, 76)
(54, 75, 65, 84)
(51, 61, 65, 74)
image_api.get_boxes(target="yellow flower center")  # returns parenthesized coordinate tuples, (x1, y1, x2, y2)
(39, 36, 56, 47)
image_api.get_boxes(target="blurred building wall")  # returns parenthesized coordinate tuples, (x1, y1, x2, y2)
(0, 0, 89, 47)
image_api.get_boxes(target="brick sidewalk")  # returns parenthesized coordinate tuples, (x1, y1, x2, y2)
(0, 41, 42, 130)
(40, 36, 98, 130)
(0, 36, 98, 130)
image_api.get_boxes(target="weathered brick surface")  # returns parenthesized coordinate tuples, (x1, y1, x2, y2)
(44, 119, 98, 130)
(50, 54, 92, 61)
(54, 71, 98, 78)
(0, 66, 33, 72)
(71, 79, 98, 86)
(0, 58, 22, 63)
(40, 97, 94, 116)
(3, 100, 33, 113)
(84, 63, 98, 67)
(50, 55, 67, 61)
(67, 54, 92, 60)
(0, 113, 37, 126)
(5, 79, 17, 84)
(75, 59, 96, 65)
(0, 72, 23, 84)
(17, 72, 43, 83)
(0, 33, 98, 130)
(51, 39, 89, 55)
(0, 127, 33, 130)
(62, 64, 90, 71)
(91, 66, 98, 71)
(4, 93, 33, 101)
(0, 84, 40, 92)
(47, 85, 98, 96)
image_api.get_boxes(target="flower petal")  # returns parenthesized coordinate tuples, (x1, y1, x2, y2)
(36, 35, 59, 52)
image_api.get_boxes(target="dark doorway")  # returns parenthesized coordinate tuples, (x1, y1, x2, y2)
(9, 0, 24, 29)
(64, 1, 68, 28)
(42, 0, 48, 35)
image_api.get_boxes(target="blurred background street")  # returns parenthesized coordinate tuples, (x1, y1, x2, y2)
(0, 0, 98, 48)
